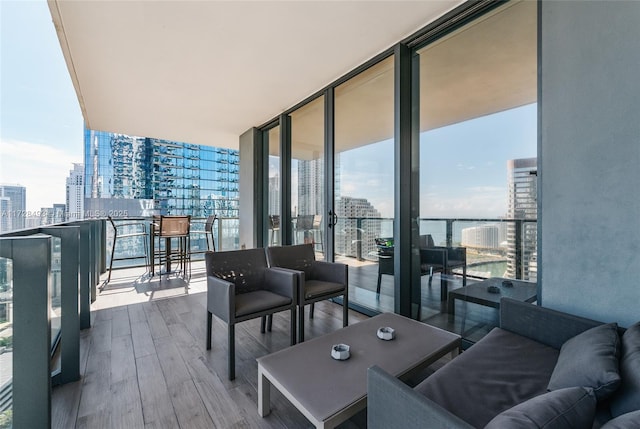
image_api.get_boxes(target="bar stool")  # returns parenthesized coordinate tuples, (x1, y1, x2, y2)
(106, 216, 148, 283)
(153, 215, 191, 280)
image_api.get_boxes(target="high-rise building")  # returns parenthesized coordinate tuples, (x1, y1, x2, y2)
(269, 174, 280, 216)
(461, 224, 507, 249)
(66, 163, 84, 221)
(0, 184, 26, 232)
(84, 129, 239, 218)
(505, 157, 537, 280)
(297, 158, 323, 217)
(334, 196, 381, 259)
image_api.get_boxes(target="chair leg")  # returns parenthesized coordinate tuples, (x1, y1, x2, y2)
(290, 307, 297, 346)
(310, 303, 315, 319)
(260, 316, 266, 333)
(298, 305, 305, 343)
(267, 314, 273, 332)
(228, 324, 235, 381)
(376, 273, 382, 295)
(462, 266, 467, 286)
(206, 311, 212, 350)
(428, 267, 433, 287)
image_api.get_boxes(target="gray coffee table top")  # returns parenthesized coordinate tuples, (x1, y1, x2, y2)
(257, 312, 460, 425)
(448, 277, 537, 315)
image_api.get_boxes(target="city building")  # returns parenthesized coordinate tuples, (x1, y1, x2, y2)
(66, 163, 84, 221)
(505, 157, 537, 280)
(84, 129, 240, 219)
(334, 196, 381, 260)
(39, 204, 65, 226)
(461, 224, 506, 250)
(0, 184, 26, 232)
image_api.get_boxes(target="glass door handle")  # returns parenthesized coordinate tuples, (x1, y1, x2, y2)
(328, 210, 338, 228)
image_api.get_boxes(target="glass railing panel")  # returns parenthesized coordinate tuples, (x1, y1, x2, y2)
(51, 236, 62, 352)
(105, 219, 148, 269)
(0, 256, 12, 428)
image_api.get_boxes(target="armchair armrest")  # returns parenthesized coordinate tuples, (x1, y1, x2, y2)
(311, 261, 347, 285)
(207, 275, 234, 323)
(367, 366, 474, 429)
(264, 268, 297, 303)
(500, 298, 603, 349)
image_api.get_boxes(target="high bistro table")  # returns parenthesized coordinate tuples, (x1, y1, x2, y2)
(257, 312, 460, 429)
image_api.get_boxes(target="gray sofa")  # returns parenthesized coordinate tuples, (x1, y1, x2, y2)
(368, 298, 640, 428)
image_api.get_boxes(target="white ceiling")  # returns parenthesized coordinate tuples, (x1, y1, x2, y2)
(274, 0, 538, 160)
(48, 0, 465, 150)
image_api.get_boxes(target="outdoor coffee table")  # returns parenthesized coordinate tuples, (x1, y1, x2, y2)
(257, 312, 460, 429)
(447, 277, 537, 316)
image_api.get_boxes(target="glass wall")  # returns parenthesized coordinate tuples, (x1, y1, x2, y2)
(334, 56, 395, 312)
(416, 0, 537, 339)
(291, 96, 325, 259)
(84, 129, 239, 219)
(266, 126, 281, 246)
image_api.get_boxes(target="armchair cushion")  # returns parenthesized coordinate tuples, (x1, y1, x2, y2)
(235, 290, 292, 317)
(484, 387, 597, 429)
(610, 322, 640, 417)
(304, 280, 345, 300)
(547, 323, 621, 401)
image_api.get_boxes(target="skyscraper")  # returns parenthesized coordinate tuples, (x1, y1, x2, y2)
(0, 184, 26, 232)
(334, 196, 382, 259)
(66, 163, 84, 221)
(505, 157, 537, 280)
(83, 129, 239, 218)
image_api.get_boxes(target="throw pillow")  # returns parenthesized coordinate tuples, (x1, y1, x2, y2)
(600, 410, 640, 429)
(610, 322, 640, 417)
(547, 323, 621, 400)
(484, 387, 596, 429)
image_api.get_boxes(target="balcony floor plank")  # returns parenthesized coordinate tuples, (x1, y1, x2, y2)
(53, 262, 378, 429)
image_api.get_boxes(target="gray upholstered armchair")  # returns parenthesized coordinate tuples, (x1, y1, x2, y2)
(205, 248, 297, 380)
(266, 244, 348, 342)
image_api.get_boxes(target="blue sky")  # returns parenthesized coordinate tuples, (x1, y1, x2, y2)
(339, 103, 537, 218)
(1, 0, 83, 212)
(1, 1, 536, 217)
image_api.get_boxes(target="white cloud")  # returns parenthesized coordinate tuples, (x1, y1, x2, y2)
(0, 138, 79, 211)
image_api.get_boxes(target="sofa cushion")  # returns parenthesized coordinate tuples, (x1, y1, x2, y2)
(600, 410, 640, 428)
(610, 322, 640, 417)
(484, 387, 596, 429)
(416, 328, 559, 428)
(547, 323, 621, 400)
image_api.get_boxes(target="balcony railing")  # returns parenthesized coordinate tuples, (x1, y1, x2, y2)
(0, 219, 105, 428)
(0, 214, 535, 428)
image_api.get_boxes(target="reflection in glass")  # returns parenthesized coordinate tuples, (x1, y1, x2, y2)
(417, 0, 537, 339)
(334, 56, 394, 313)
(0, 257, 12, 427)
(291, 95, 325, 259)
(267, 126, 281, 246)
(51, 237, 62, 352)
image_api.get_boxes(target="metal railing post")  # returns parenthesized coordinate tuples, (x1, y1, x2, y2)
(356, 218, 363, 261)
(515, 220, 523, 280)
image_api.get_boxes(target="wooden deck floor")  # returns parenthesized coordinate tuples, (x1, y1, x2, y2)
(52, 262, 391, 429)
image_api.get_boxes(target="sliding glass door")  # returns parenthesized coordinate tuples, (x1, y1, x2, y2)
(290, 96, 326, 260)
(416, 0, 537, 339)
(334, 56, 395, 313)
